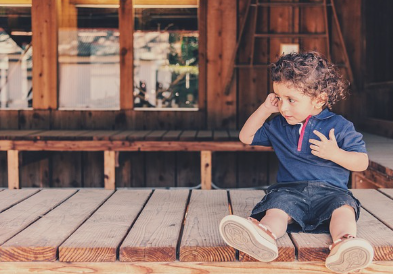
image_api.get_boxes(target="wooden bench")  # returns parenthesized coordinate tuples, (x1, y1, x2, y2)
(0, 130, 273, 190)
(0, 188, 392, 273)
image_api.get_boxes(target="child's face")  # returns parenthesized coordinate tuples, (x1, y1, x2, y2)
(273, 82, 323, 125)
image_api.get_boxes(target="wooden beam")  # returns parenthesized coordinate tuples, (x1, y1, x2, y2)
(104, 151, 116, 190)
(119, 0, 134, 109)
(70, 0, 197, 6)
(200, 151, 211, 190)
(7, 150, 20, 189)
(32, 0, 58, 110)
(0, 0, 31, 4)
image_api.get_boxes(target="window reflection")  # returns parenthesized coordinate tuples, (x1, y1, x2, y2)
(0, 6, 32, 109)
(58, 6, 120, 110)
(134, 7, 199, 110)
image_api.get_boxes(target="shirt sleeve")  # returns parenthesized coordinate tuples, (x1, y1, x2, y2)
(337, 122, 367, 153)
(251, 122, 272, 147)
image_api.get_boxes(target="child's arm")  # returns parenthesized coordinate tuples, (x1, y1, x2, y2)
(309, 129, 369, 171)
(239, 93, 279, 145)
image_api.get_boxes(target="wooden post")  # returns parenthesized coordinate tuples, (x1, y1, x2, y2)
(104, 151, 116, 190)
(32, 0, 58, 109)
(201, 151, 212, 190)
(7, 150, 20, 189)
(119, 0, 134, 109)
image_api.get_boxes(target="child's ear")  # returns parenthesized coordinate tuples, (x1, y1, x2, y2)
(315, 93, 328, 108)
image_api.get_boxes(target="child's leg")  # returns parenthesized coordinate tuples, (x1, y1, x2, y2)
(326, 205, 374, 273)
(329, 205, 357, 241)
(260, 208, 292, 239)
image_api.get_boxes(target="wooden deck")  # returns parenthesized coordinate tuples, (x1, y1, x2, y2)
(1, 188, 393, 273)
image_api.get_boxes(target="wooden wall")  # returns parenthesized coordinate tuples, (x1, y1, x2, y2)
(0, 0, 372, 188)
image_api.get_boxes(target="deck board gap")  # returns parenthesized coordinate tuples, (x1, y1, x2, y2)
(115, 189, 155, 260)
(175, 189, 192, 261)
(52, 190, 117, 260)
(0, 189, 42, 214)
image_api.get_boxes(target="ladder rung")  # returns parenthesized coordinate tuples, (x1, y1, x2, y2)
(255, 33, 328, 38)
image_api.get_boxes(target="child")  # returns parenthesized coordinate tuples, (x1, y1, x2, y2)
(219, 51, 374, 273)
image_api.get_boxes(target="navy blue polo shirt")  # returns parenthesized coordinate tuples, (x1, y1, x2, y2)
(251, 108, 367, 189)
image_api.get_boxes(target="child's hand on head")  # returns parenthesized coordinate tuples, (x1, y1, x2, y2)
(309, 129, 340, 160)
(262, 93, 279, 114)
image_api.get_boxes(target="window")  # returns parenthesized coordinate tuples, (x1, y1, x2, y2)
(0, 5, 32, 109)
(133, 4, 199, 110)
(58, 3, 120, 110)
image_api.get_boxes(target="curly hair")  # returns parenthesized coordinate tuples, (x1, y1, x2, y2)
(270, 51, 349, 109)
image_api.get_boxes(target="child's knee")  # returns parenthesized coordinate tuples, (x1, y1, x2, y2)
(332, 205, 355, 218)
(265, 208, 293, 223)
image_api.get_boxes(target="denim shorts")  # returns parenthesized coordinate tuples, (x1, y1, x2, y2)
(250, 181, 361, 234)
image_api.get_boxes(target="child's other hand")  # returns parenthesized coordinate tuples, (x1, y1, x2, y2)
(262, 93, 279, 114)
(309, 129, 340, 160)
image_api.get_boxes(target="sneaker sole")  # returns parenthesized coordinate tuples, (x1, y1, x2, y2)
(325, 239, 374, 273)
(219, 215, 278, 262)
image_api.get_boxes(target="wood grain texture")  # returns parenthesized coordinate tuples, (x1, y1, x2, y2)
(0, 189, 40, 213)
(0, 189, 76, 246)
(379, 189, 393, 199)
(229, 190, 295, 262)
(179, 190, 235, 262)
(7, 150, 19, 189)
(0, 190, 113, 262)
(201, 151, 212, 190)
(104, 151, 116, 190)
(120, 189, 189, 262)
(59, 190, 152, 262)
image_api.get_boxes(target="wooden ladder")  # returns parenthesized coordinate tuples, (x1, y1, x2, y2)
(223, 0, 356, 94)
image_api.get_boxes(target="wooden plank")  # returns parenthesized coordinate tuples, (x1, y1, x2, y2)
(1, 261, 393, 274)
(7, 150, 20, 189)
(83, 152, 103, 188)
(162, 130, 183, 141)
(110, 130, 137, 140)
(32, 0, 58, 109)
(0, 189, 40, 213)
(352, 189, 393, 230)
(145, 152, 176, 188)
(0, 130, 43, 140)
(119, 0, 133, 110)
(0, 190, 113, 262)
(145, 131, 168, 141)
(213, 130, 229, 141)
(29, 130, 91, 140)
(198, 0, 207, 112)
(79, 131, 122, 141)
(59, 190, 152, 262)
(0, 140, 274, 152)
(291, 194, 393, 261)
(179, 190, 235, 262)
(229, 190, 295, 262)
(179, 130, 197, 141)
(379, 188, 393, 199)
(120, 190, 189, 262)
(201, 151, 212, 190)
(0, 189, 76, 246)
(177, 152, 200, 188)
(228, 130, 240, 141)
(127, 130, 152, 141)
(196, 130, 213, 141)
(104, 151, 116, 190)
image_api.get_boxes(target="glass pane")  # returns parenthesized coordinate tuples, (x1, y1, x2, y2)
(0, 6, 32, 109)
(58, 5, 120, 110)
(134, 6, 198, 110)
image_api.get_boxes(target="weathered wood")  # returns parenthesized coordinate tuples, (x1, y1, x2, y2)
(229, 190, 295, 262)
(213, 130, 229, 141)
(198, 0, 207, 112)
(179, 130, 197, 141)
(196, 130, 213, 141)
(59, 190, 152, 262)
(120, 190, 189, 262)
(162, 130, 182, 141)
(31, 0, 58, 109)
(0, 130, 43, 140)
(180, 190, 235, 262)
(7, 150, 19, 189)
(145, 152, 176, 188)
(0, 190, 112, 262)
(379, 189, 393, 199)
(0, 189, 39, 213)
(201, 151, 212, 190)
(145, 131, 168, 141)
(119, 0, 133, 109)
(0, 189, 76, 246)
(0, 140, 274, 152)
(104, 151, 116, 190)
(0, 261, 391, 274)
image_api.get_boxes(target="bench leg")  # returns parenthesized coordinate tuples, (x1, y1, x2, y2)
(7, 150, 20, 189)
(104, 151, 116, 190)
(201, 151, 212, 190)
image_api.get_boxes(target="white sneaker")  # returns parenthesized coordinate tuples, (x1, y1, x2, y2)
(219, 215, 278, 262)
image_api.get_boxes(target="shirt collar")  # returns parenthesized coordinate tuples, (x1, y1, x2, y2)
(281, 108, 335, 126)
